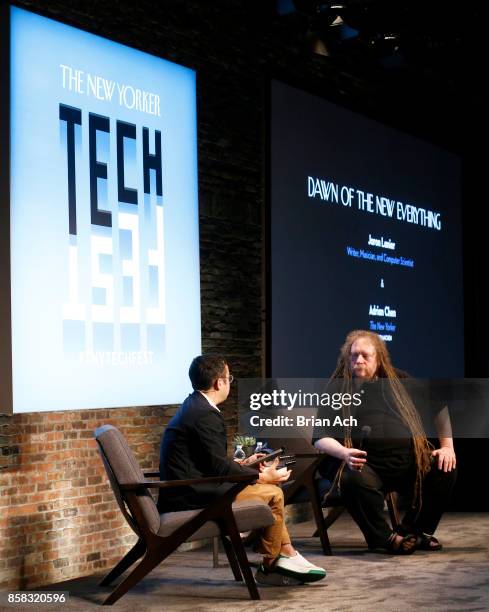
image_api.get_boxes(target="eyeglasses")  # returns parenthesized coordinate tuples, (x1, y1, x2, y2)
(220, 375, 234, 384)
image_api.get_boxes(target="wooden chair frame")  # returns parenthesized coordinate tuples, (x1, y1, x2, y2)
(95, 426, 272, 605)
(285, 452, 400, 555)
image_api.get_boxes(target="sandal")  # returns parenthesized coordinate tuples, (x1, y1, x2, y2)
(387, 532, 418, 555)
(417, 533, 442, 551)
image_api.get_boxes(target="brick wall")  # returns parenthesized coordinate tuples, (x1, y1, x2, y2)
(0, 0, 468, 590)
(0, 407, 172, 589)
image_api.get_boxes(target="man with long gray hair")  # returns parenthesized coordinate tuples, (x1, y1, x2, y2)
(314, 330, 456, 554)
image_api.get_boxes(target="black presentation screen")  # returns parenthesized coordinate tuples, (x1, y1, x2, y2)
(270, 80, 464, 378)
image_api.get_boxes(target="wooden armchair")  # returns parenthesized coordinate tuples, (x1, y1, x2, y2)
(94, 425, 274, 604)
(277, 438, 400, 555)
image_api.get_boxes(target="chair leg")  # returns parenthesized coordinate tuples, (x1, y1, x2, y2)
(212, 536, 220, 568)
(220, 534, 243, 581)
(312, 506, 345, 535)
(220, 514, 260, 600)
(103, 547, 168, 605)
(323, 506, 346, 529)
(100, 539, 146, 586)
(306, 483, 332, 556)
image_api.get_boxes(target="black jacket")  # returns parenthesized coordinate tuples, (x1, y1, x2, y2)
(158, 390, 255, 511)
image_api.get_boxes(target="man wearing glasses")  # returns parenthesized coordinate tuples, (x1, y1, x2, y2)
(158, 354, 326, 585)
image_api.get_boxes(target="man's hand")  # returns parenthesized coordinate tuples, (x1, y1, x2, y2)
(432, 447, 456, 472)
(342, 448, 367, 471)
(258, 458, 291, 484)
(239, 453, 266, 466)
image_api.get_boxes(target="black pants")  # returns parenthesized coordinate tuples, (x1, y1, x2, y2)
(340, 462, 457, 549)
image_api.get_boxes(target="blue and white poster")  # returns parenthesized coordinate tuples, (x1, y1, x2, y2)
(10, 7, 201, 411)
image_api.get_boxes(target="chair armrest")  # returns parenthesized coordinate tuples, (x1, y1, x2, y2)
(120, 472, 257, 491)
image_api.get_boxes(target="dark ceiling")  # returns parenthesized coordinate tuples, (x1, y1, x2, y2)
(268, 0, 479, 155)
(275, 0, 465, 89)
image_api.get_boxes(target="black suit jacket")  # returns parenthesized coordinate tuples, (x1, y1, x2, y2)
(158, 390, 255, 511)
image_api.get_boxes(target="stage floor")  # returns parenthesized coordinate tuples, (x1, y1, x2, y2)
(3, 512, 489, 611)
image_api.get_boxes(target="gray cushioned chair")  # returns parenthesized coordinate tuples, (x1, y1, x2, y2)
(94, 425, 274, 605)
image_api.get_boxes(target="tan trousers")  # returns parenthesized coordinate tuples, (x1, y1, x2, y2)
(235, 483, 291, 560)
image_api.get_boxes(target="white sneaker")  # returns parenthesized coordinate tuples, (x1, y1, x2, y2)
(294, 551, 322, 569)
(255, 564, 303, 586)
(274, 552, 326, 583)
